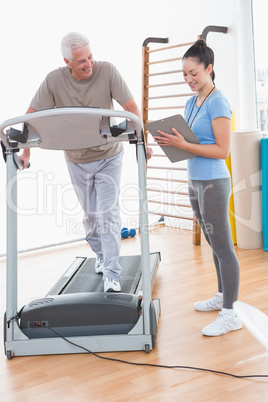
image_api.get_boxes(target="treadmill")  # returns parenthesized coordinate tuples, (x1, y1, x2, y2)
(0, 107, 161, 359)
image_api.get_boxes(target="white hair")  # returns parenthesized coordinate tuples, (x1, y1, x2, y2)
(60, 32, 90, 61)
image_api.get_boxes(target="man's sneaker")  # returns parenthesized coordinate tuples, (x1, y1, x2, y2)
(95, 258, 104, 274)
(103, 276, 121, 292)
(202, 312, 243, 336)
(194, 294, 223, 311)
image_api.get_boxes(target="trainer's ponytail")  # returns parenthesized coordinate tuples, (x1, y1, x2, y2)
(183, 39, 215, 83)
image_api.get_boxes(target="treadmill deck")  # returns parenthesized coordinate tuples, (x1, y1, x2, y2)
(47, 252, 161, 296)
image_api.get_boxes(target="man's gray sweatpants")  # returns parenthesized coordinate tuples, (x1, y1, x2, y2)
(66, 152, 123, 281)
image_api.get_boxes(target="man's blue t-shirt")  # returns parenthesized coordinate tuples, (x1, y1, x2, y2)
(184, 90, 232, 180)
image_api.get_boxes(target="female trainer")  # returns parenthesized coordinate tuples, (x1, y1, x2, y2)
(154, 40, 242, 337)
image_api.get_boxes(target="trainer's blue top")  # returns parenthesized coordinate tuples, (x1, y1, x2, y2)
(184, 89, 232, 180)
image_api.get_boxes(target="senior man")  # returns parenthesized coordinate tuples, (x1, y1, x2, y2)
(20, 32, 149, 292)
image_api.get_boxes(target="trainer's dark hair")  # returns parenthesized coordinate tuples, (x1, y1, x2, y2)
(183, 39, 215, 83)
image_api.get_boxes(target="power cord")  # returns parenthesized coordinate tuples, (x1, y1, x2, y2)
(47, 327, 268, 380)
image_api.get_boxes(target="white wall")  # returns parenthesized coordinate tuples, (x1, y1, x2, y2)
(0, 0, 258, 254)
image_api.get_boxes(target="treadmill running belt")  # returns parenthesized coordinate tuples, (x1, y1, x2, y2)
(60, 255, 142, 294)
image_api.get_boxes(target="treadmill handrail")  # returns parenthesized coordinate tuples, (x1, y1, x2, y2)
(0, 107, 144, 150)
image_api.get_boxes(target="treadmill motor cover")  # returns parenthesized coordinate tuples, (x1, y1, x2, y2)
(19, 292, 142, 338)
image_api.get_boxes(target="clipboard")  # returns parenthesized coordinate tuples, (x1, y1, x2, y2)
(145, 114, 200, 162)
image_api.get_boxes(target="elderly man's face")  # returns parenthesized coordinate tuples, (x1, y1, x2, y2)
(64, 46, 94, 80)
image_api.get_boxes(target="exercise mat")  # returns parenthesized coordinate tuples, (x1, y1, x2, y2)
(261, 137, 268, 251)
(225, 111, 238, 245)
(231, 130, 262, 249)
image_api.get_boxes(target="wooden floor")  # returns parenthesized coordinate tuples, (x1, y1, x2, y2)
(0, 227, 268, 401)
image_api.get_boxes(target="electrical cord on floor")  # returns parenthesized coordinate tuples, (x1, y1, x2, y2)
(47, 327, 268, 380)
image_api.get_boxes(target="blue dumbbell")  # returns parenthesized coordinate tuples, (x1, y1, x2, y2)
(121, 227, 129, 239)
(129, 228, 136, 237)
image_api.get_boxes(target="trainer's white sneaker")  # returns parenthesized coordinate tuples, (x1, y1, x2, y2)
(202, 312, 243, 336)
(95, 257, 104, 274)
(103, 276, 121, 293)
(194, 294, 223, 311)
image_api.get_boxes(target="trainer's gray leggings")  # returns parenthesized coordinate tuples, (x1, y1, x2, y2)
(188, 178, 240, 309)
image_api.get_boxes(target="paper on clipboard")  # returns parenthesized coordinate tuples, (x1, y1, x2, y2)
(145, 114, 200, 162)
